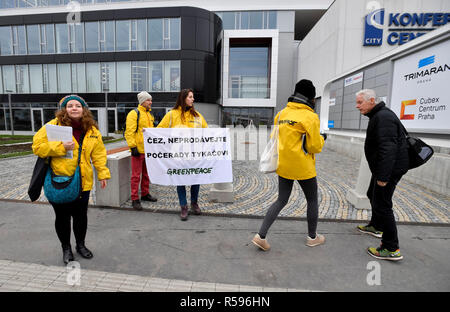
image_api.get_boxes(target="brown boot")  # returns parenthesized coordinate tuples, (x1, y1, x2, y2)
(180, 205, 188, 221)
(190, 203, 201, 215)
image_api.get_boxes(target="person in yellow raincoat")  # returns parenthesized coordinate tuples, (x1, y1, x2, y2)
(124, 91, 158, 211)
(157, 88, 208, 221)
(252, 80, 327, 251)
(32, 95, 110, 265)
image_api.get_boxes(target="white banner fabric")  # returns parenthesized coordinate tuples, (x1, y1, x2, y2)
(143, 128, 233, 186)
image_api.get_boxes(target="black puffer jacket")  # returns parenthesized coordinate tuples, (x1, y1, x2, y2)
(364, 102, 409, 181)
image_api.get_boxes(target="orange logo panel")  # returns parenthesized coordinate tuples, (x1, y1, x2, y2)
(400, 100, 416, 120)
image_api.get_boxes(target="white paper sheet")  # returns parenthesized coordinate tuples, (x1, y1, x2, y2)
(46, 124, 74, 159)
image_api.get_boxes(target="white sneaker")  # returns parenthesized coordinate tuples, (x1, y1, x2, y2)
(306, 234, 325, 247)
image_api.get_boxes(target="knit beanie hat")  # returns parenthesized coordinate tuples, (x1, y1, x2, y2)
(137, 91, 152, 105)
(295, 79, 316, 100)
(59, 94, 88, 109)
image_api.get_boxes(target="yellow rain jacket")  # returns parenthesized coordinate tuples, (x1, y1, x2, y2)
(32, 118, 111, 191)
(157, 107, 208, 128)
(124, 104, 155, 153)
(275, 101, 324, 180)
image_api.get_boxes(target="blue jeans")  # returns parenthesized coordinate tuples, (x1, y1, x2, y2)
(176, 185, 200, 206)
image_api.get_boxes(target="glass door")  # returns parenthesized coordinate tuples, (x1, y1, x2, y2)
(31, 108, 43, 132)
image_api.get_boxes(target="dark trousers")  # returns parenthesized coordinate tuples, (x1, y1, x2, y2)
(367, 175, 402, 251)
(50, 191, 90, 247)
(259, 176, 318, 238)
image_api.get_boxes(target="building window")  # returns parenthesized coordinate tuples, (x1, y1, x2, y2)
(222, 107, 273, 127)
(55, 24, 69, 53)
(12, 109, 32, 131)
(44, 24, 55, 54)
(249, 12, 263, 29)
(43, 64, 58, 93)
(86, 62, 101, 93)
(229, 44, 270, 98)
(29, 64, 44, 93)
(217, 11, 277, 30)
(16, 65, 29, 93)
(69, 23, 85, 53)
(116, 20, 130, 51)
(131, 19, 147, 51)
(0, 26, 13, 56)
(27, 25, 41, 54)
(2, 65, 16, 92)
(100, 21, 115, 52)
(57, 63, 71, 93)
(101, 62, 116, 92)
(85, 22, 99, 52)
(149, 61, 163, 92)
(131, 61, 148, 92)
(72, 63, 86, 93)
(0, 109, 5, 130)
(12, 26, 27, 55)
(165, 61, 180, 92)
(116, 61, 131, 92)
(148, 18, 180, 50)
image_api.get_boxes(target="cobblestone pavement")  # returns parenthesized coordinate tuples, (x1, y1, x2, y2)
(0, 259, 311, 292)
(1, 142, 448, 224)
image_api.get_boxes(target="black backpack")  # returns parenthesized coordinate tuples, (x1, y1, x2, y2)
(122, 108, 140, 137)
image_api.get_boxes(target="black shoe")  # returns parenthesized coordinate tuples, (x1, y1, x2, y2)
(62, 244, 74, 265)
(141, 194, 157, 202)
(132, 200, 143, 210)
(76, 242, 93, 259)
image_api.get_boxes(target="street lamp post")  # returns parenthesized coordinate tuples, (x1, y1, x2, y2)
(6, 90, 14, 136)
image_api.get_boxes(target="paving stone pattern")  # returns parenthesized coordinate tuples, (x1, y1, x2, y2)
(1, 144, 447, 224)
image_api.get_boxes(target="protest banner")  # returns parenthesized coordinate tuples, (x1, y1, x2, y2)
(143, 128, 232, 186)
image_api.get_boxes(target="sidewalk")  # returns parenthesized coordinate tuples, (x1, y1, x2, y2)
(0, 200, 449, 292)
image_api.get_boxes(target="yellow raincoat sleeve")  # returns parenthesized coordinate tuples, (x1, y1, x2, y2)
(124, 109, 138, 148)
(303, 114, 324, 154)
(157, 111, 171, 128)
(32, 124, 67, 158)
(91, 136, 111, 181)
(201, 114, 208, 128)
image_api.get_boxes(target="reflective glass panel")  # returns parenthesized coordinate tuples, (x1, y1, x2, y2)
(57, 63, 71, 93)
(43, 64, 58, 93)
(249, 12, 263, 29)
(72, 63, 86, 93)
(85, 22, 99, 52)
(2, 65, 16, 92)
(116, 62, 131, 92)
(71, 23, 84, 53)
(29, 64, 44, 93)
(268, 11, 277, 29)
(16, 65, 29, 93)
(55, 24, 69, 53)
(27, 25, 41, 54)
(169, 18, 180, 49)
(229, 47, 269, 98)
(164, 61, 180, 92)
(131, 61, 148, 92)
(0, 109, 5, 131)
(148, 19, 163, 50)
(86, 62, 101, 92)
(137, 19, 147, 51)
(148, 61, 163, 92)
(45, 24, 55, 54)
(101, 62, 116, 92)
(13, 109, 32, 131)
(221, 12, 236, 29)
(13, 26, 27, 55)
(0, 26, 13, 56)
(116, 20, 130, 51)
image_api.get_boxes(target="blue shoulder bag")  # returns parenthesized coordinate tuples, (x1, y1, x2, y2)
(44, 136, 84, 204)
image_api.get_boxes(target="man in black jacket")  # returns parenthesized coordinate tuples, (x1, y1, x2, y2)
(356, 89, 409, 261)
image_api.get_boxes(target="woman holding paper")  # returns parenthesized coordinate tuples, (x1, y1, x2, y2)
(32, 95, 110, 265)
(157, 88, 208, 221)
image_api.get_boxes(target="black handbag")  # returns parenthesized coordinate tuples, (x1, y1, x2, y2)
(401, 124, 434, 169)
(28, 156, 49, 201)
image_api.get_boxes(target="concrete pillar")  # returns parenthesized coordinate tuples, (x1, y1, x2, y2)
(94, 150, 131, 207)
(346, 153, 371, 209)
(209, 182, 234, 203)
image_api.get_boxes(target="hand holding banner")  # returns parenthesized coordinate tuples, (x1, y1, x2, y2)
(143, 128, 233, 186)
